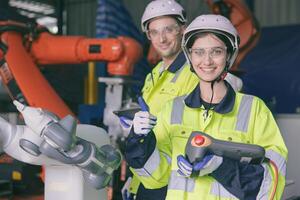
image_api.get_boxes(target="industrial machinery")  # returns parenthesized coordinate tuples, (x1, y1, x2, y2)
(206, 0, 260, 71)
(0, 101, 122, 200)
(0, 20, 142, 118)
(0, 19, 142, 199)
(185, 131, 266, 178)
(185, 131, 265, 167)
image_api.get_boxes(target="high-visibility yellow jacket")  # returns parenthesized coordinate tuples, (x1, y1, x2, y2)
(141, 52, 199, 116)
(128, 52, 199, 194)
(126, 83, 288, 200)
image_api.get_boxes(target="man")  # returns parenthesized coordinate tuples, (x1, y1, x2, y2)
(121, 1, 198, 199)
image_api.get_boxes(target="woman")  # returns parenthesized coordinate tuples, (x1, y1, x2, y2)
(125, 15, 287, 200)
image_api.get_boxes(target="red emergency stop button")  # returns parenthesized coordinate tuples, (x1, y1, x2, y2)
(194, 135, 205, 146)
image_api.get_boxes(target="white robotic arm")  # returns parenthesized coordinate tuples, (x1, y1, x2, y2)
(0, 101, 122, 190)
(0, 113, 60, 166)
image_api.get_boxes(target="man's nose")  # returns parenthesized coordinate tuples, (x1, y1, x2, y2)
(159, 31, 167, 42)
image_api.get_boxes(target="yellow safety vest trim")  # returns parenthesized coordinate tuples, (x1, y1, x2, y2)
(170, 95, 186, 124)
(133, 147, 160, 177)
(236, 95, 254, 132)
(168, 170, 195, 192)
(210, 181, 238, 199)
(266, 149, 286, 176)
(257, 163, 272, 199)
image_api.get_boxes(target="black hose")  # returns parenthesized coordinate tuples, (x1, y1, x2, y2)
(0, 41, 8, 66)
(0, 23, 49, 36)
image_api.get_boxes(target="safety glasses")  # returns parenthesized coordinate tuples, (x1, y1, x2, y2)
(189, 46, 227, 60)
(146, 24, 181, 40)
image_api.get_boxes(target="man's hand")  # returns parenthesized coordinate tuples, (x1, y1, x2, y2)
(119, 116, 133, 137)
(119, 116, 133, 129)
(132, 96, 156, 135)
(132, 111, 156, 135)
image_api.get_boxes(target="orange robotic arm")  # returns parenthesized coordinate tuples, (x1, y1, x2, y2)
(30, 32, 123, 65)
(30, 32, 142, 76)
(0, 21, 142, 118)
(206, 0, 260, 71)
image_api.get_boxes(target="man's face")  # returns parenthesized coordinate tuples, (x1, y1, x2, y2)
(147, 16, 184, 60)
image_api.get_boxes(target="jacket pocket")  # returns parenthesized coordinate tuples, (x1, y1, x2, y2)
(171, 125, 194, 159)
(216, 129, 251, 144)
(159, 84, 180, 97)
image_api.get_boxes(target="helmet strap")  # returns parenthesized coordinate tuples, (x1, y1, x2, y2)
(204, 81, 215, 120)
(215, 61, 229, 82)
(219, 71, 228, 81)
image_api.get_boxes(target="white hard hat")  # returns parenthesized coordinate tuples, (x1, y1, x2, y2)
(182, 14, 240, 69)
(141, 0, 186, 32)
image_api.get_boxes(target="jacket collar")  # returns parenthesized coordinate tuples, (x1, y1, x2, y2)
(184, 81, 236, 114)
(167, 51, 186, 73)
